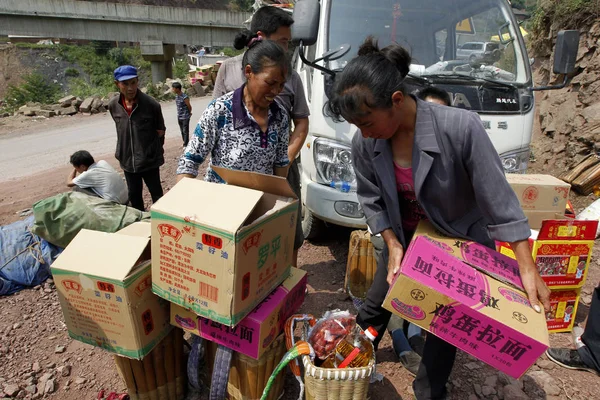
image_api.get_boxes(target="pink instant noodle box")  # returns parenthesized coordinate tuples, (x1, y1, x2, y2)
(412, 221, 525, 290)
(170, 267, 306, 359)
(383, 225, 549, 379)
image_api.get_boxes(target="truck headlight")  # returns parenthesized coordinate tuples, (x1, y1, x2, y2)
(500, 148, 530, 173)
(314, 138, 357, 191)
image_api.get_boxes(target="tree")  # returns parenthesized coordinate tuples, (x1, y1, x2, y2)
(230, 0, 254, 12)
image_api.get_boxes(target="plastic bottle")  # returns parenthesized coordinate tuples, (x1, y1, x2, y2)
(322, 326, 378, 369)
(329, 179, 351, 193)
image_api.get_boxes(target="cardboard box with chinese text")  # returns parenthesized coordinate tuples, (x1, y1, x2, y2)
(151, 167, 298, 327)
(496, 220, 597, 289)
(51, 229, 171, 359)
(546, 289, 581, 333)
(412, 222, 525, 290)
(171, 267, 307, 359)
(506, 174, 570, 213)
(383, 227, 549, 379)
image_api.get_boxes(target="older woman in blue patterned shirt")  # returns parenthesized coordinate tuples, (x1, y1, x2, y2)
(176, 34, 290, 183)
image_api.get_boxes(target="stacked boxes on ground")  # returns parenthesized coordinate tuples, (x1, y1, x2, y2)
(497, 219, 598, 333)
(506, 174, 571, 229)
(504, 174, 597, 333)
(151, 168, 307, 398)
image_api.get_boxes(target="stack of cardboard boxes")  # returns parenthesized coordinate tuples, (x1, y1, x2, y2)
(151, 167, 307, 399)
(497, 219, 597, 333)
(51, 168, 308, 400)
(50, 222, 188, 399)
(501, 174, 598, 333)
(189, 63, 220, 87)
(506, 174, 571, 229)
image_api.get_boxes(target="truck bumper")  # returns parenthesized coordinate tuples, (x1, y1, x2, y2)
(302, 177, 366, 229)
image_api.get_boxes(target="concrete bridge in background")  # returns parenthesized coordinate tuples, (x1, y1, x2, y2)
(0, 0, 251, 81)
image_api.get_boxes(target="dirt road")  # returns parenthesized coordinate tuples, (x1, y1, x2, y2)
(1, 101, 600, 400)
(0, 97, 213, 181)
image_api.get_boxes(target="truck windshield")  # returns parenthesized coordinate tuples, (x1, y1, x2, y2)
(328, 0, 528, 84)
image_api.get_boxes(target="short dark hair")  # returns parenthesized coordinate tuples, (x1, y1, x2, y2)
(418, 87, 452, 106)
(250, 6, 294, 36)
(70, 150, 95, 168)
(172, 82, 182, 90)
(325, 36, 412, 122)
(233, 35, 290, 79)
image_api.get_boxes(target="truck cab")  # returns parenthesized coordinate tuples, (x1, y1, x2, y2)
(291, 0, 578, 239)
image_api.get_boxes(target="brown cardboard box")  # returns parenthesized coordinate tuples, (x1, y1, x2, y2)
(51, 229, 172, 359)
(524, 210, 566, 230)
(506, 174, 570, 212)
(151, 167, 298, 327)
(383, 222, 549, 379)
(171, 267, 307, 359)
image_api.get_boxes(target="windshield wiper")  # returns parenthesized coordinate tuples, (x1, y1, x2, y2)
(406, 73, 429, 84)
(422, 73, 516, 89)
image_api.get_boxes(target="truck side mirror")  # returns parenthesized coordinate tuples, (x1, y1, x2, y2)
(553, 30, 579, 75)
(292, 0, 320, 46)
(532, 30, 580, 91)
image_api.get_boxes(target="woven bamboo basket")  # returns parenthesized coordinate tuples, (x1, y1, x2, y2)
(204, 333, 287, 400)
(285, 315, 374, 400)
(344, 231, 377, 300)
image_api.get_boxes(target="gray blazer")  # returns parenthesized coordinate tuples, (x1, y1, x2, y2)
(352, 98, 530, 251)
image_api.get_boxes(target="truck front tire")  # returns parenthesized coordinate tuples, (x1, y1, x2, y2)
(302, 206, 325, 241)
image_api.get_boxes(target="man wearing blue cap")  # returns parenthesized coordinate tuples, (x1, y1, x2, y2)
(108, 65, 166, 211)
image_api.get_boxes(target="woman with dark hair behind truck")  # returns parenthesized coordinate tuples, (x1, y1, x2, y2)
(176, 34, 291, 183)
(325, 36, 550, 400)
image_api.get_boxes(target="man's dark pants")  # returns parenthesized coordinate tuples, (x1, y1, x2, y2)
(358, 230, 456, 399)
(124, 168, 163, 211)
(178, 118, 190, 147)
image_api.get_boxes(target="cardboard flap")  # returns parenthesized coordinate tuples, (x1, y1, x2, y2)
(116, 221, 152, 238)
(151, 177, 264, 234)
(51, 229, 149, 281)
(506, 174, 571, 187)
(212, 166, 297, 199)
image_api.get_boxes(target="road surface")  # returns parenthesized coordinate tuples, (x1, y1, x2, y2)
(0, 96, 213, 182)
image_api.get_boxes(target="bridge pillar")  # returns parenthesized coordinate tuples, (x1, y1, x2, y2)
(140, 41, 175, 83)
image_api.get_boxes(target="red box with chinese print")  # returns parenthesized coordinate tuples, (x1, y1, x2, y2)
(546, 289, 581, 333)
(497, 220, 598, 289)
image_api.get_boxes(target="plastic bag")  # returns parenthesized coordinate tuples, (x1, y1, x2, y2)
(577, 198, 600, 238)
(307, 310, 356, 360)
(32, 192, 150, 248)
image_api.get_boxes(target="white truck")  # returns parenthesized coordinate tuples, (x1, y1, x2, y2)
(290, 0, 579, 239)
